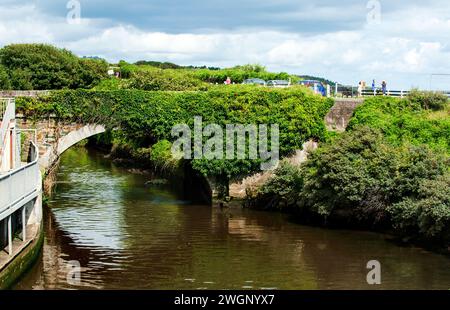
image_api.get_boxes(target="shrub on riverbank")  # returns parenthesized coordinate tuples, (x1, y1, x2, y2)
(251, 92, 450, 245)
(252, 126, 450, 244)
(407, 89, 449, 111)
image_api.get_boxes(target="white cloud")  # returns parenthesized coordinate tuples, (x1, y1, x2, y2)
(0, 2, 449, 90)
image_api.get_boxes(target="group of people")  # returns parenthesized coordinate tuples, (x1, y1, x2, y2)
(358, 79, 388, 97)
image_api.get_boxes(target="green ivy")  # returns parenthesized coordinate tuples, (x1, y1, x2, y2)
(17, 86, 333, 196)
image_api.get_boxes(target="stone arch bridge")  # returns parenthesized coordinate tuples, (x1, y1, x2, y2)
(4, 90, 363, 173)
(17, 118, 105, 171)
(0, 91, 362, 287)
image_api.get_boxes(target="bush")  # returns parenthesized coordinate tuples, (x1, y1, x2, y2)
(255, 162, 304, 210)
(126, 68, 208, 91)
(193, 66, 296, 84)
(301, 127, 448, 219)
(388, 175, 450, 243)
(252, 126, 450, 244)
(408, 89, 449, 111)
(117, 62, 299, 87)
(0, 44, 108, 90)
(349, 96, 450, 153)
(150, 139, 180, 172)
(78, 58, 110, 88)
(9, 68, 33, 90)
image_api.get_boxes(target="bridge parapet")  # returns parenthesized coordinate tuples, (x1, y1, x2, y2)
(15, 117, 105, 171)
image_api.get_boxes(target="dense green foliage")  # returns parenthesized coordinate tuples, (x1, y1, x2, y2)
(254, 126, 450, 244)
(0, 64, 11, 89)
(0, 44, 108, 90)
(349, 95, 450, 153)
(253, 93, 450, 246)
(134, 60, 183, 69)
(102, 62, 299, 91)
(126, 67, 208, 91)
(407, 89, 449, 111)
(17, 86, 333, 196)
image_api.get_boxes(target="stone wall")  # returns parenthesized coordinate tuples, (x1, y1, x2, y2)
(15, 117, 105, 171)
(324, 98, 363, 132)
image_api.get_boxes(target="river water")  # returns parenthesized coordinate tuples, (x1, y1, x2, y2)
(15, 147, 450, 290)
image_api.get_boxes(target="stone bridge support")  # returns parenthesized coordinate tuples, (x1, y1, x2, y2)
(324, 98, 363, 132)
(15, 117, 105, 171)
(228, 98, 364, 201)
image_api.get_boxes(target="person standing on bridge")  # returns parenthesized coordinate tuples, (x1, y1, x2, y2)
(357, 81, 363, 97)
(382, 81, 387, 95)
(372, 79, 376, 95)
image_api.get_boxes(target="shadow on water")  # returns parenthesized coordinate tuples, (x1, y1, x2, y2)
(14, 147, 450, 290)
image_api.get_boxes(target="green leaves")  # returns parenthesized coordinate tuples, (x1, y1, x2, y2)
(19, 87, 332, 194)
(253, 125, 450, 244)
(0, 64, 11, 90)
(0, 44, 108, 90)
(349, 96, 450, 153)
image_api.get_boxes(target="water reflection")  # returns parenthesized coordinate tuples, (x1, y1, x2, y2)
(15, 147, 450, 290)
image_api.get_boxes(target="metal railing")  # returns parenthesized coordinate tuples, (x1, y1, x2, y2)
(362, 89, 450, 98)
(0, 141, 40, 220)
(0, 98, 15, 149)
(0, 98, 7, 118)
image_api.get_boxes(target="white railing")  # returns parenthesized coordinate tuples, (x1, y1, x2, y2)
(361, 89, 450, 98)
(0, 142, 40, 220)
(0, 98, 7, 118)
(0, 98, 15, 149)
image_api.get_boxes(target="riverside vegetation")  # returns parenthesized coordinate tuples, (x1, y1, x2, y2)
(250, 92, 450, 247)
(2, 43, 449, 248)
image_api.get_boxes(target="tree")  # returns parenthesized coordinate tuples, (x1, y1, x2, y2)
(0, 65, 11, 90)
(0, 44, 108, 90)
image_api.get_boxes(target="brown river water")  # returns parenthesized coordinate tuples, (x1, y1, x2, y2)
(14, 147, 450, 290)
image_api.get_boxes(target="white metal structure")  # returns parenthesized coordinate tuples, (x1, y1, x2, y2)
(0, 98, 17, 172)
(361, 89, 450, 98)
(0, 98, 42, 256)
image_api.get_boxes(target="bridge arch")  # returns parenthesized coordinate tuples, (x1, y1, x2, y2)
(39, 124, 105, 170)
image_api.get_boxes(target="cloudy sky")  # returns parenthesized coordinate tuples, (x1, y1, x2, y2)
(0, 0, 449, 89)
